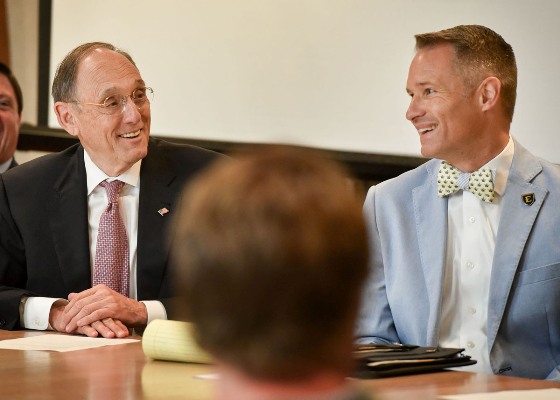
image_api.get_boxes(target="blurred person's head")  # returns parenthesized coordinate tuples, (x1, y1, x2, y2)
(172, 145, 369, 399)
(0, 62, 23, 165)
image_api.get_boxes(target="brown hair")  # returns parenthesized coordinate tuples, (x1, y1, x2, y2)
(171, 145, 368, 381)
(415, 25, 517, 122)
(51, 42, 135, 102)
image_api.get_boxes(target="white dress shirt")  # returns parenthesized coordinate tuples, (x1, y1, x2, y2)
(22, 151, 166, 330)
(438, 137, 514, 374)
(0, 158, 13, 173)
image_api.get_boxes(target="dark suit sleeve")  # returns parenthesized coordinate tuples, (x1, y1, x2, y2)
(0, 176, 33, 329)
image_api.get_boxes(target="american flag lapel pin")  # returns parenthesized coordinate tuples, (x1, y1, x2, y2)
(158, 207, 170, 216)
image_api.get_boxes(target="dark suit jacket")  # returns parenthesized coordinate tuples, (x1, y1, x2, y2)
(0, 138, 221, 329)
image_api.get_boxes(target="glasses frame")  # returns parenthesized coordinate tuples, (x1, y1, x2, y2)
(72, 87, 154, 115)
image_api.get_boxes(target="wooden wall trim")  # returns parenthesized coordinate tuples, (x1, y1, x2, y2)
(0, 0, 9, 65)
(37, 0, 52, 126)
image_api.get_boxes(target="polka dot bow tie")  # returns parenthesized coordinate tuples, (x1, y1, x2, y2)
(437, 161, 495, 203)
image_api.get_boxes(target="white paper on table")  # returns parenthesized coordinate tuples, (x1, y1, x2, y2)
(439, 388, 560, 400)
(0, 333, 138, 352)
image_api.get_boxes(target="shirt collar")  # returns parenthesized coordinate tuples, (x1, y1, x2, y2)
(84, 151, 142, 195)
(483, 136, 514, 197)
(0, 158, 13, 174)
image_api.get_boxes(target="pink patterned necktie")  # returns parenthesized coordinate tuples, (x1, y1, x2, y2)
(93, 180, 130, 296)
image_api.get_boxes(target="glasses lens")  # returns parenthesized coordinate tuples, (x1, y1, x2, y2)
(131, 87, 154, 107)
(101, 95, 125, 115)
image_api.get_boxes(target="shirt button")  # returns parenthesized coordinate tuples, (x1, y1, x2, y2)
(468, 307, 477, 315)
(467, 341, 475, 349)
(469, 216, 476, 223)
(467, 261, 474, 270)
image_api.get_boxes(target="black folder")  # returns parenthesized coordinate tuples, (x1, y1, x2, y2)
(352, 343, 477, 379)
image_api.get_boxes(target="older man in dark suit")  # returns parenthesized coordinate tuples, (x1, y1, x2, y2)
(0, 42, 221, 338)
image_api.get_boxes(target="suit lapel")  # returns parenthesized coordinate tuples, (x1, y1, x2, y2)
(46, 146, 91, 293)
(136, 142, 177, 299)
(413, 160, 448, 345)
(488, 142, 547, 352)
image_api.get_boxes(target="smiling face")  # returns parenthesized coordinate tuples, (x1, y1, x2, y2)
(54, 48, 150, 176)
(0, 74, 21, 164)
(406, 44, 487, 169)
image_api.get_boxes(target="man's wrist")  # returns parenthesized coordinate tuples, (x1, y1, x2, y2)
(48, 299, 70, 331)
(137, 300, 148, 327)
(22, 297, 65, 330)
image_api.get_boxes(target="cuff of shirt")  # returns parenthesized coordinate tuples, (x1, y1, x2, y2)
(141, 300, 167, 325)
(22, 297, 64, 330)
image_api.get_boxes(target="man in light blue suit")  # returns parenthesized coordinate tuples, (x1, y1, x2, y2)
(357, 25, 560, 381)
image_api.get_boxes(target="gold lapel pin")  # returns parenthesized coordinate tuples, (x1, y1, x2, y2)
(521, 193, 535, 206)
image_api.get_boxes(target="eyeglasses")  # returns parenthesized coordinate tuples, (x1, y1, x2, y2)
(73, 87, 154, 115)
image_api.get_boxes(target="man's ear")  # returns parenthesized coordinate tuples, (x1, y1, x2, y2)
(53, 101, 79, 137)
(479, 76, 501, 112)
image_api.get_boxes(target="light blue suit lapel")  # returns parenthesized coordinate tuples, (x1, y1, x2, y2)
(488, 142, 547, 353)
(413, 160, 448, 345)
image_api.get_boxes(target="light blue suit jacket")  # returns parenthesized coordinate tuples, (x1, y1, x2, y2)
(357, 140, 560, 380)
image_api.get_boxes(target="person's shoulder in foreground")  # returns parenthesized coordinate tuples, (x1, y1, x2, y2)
(144, 137, 222, 172)
(171, 144, 376, 400)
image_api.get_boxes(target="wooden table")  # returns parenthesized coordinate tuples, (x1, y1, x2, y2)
(1, 330, 559, 399)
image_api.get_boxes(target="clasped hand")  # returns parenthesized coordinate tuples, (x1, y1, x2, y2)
(48, 284, 148, 338)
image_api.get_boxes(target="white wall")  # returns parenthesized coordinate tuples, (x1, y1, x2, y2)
(14, 150, 48, 163)
(12, 1, 560, 162)
(6, 0, 38, 126)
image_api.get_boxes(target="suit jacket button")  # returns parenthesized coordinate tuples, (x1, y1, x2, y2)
(0, 319, 6, 328)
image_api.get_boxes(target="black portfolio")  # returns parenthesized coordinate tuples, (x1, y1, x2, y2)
(353, 343, 477, 379)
